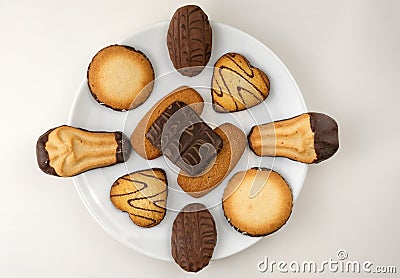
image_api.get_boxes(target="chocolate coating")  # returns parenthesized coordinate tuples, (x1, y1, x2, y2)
(146, 102, 222, 176)
(309, 112, 339, 163)
(36, 127, 58, 176)
(171, 203, 217, 272)
(167, 5, 212, 77)
(115, 132, 132, 163)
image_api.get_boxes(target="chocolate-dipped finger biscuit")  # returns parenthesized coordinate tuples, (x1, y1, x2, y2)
(212, 53, 270, 112)
(110, 168, 167, 228)
(171, 203, 217, 272)
(223, 168, 293, 237)
(167, 5, 212, 77)
(248, 112, 339, 163)
(36, 125, 131, 177)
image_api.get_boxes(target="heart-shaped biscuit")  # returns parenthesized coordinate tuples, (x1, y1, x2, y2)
(211, 52, 270, 112)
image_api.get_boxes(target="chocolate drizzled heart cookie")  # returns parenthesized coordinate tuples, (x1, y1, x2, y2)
(212, 52, 270, 112)
(110, 168, 168, 228)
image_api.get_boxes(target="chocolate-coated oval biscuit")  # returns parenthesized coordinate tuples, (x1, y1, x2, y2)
(167, 5, 212, 77)
(171, 203, 217, 272)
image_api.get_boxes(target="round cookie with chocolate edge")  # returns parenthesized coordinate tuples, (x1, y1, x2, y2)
(87, 44, 154, 111)
(171, 203, 217, 272)
(248, 112, 339, 163)
(110, 168, 167, 228)
(222, 168, 293, 237)
(211, 52, 270, 112)
(36, 125, 131, 177)
(177, 123, 246, 198)
(167, 5, 212, 77)
(130, 86, 204, 160)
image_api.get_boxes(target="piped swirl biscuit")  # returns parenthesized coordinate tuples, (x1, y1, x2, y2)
(36, 125, 131, 177)
(212, 53, 270, 112)
(87, 45, 154, 111)
(223, 168, 293, 237)
(177, 123, 246, 198)
(130, 86, 204, 160)
(248, 112, 339, 163)
(110, 168, 168, 228)
(167, 5, 212, 77)
(171, 203, 217, 272)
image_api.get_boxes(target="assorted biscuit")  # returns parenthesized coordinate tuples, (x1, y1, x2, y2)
(110, 168, 168, 228)
(36, 4, 340, 272)
(87, 44, 154, 111)
(130, 86, 204, 160)
(211, 52, 270, 112)
(36, 125, 131, 177)
(177, 123, 246, 198)
(146, 100, 223, 176)
(171, 203, 217, 272)
(223, 168, 293, 237)
(248, 112, 339, 163)
(167, 5, 212, 77)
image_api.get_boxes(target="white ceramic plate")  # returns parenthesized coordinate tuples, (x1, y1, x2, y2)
(68, 21, 307, 261)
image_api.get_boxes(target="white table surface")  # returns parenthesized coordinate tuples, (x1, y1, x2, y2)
(1, 0, 399, 277)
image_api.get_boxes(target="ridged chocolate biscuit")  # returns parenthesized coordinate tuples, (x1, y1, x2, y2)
(36, 125, 131, 177)
(223, 168, 293, 237)
(167, 5, 212, 77)
(248, 112, 339, 163)
(110, 168, 168, 228)
(212, 53, 270, 112)
(171, 203, 217, 272)
(87, 45, 154, 111)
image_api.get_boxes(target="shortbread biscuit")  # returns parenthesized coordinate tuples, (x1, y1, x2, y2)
(110, 168, 167, 228)
(130, 86, 204, 160)
(167, 5, 212, 77)
(171, 203, 217, 272)
(248, 112, 339, 163)
(177, 123, 246, 198)
(87, 45, 154, 111)
(223, 168, 293, 237)
(36, 125, 131, 177)
(211, 53, 270, 112)
(146, 101, 222, 176)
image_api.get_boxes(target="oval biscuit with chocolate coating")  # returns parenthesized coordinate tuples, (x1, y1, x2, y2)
(167, 5, 212, 77)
